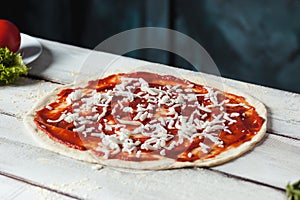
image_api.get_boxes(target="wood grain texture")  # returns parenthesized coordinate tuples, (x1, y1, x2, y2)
(0, 137, 285, 200)
(0, 77, 59, 119)
(0, 174, 73, 200)
(1, 36, 298, 199)
(214, 134, 300, 188)
(0, 110, 298, 190)
(28, 38, 90, 84)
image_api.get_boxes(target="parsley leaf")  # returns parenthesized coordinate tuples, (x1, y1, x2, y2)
(287, 180, 300, 200)
(0, 47, 29, 84)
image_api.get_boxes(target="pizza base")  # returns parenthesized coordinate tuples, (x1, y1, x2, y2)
(24, 65, 267, 170)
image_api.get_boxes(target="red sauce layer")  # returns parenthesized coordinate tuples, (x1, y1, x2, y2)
(34, 72, 265, 162)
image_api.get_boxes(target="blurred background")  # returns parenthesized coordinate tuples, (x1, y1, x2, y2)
(1, 0, 300, 93)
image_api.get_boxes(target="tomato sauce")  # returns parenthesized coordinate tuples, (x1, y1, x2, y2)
(34, 72, 265, 162)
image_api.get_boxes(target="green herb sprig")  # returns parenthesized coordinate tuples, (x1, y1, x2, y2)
(0, 47, 29, 84)
(287, 180, 300, 200)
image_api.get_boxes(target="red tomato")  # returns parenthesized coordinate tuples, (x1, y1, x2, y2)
(0, 20, 21, 52)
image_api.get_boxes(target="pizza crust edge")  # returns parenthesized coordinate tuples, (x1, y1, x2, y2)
(23, 67, 267, 170)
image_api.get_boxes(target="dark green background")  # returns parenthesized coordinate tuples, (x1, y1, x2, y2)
(2, 0, 300, 93)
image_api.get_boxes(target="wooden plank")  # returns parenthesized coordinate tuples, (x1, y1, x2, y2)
(28, 38, 90, 84)
(0, 75, 298, 191)
(214, 133, 300, 188)
(0, 110, 298, 191)
(0, 137, 285, 200)
(0, 40, 297, 197)
(5, 72, 299, 140)
(0, 114, 36, 146)
(28, 38, 300, 138)
(0, 77, 59, 118)
(0, 174, 74, 200)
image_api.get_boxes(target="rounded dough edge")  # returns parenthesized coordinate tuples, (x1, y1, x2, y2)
(23, 65, 267, 170)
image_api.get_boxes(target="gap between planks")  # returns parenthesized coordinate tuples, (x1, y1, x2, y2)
(1, 75, 298, 139)
(27, 74, 64, 85)
(0, 172, 81, 200)
(208, 168, 286, 192)
(0, 77, 299, 191)
(269, 132, 300, 141)
(0, 136, 286, 200)
(0, 168, 286, 200)
(0, 129, 298, 191)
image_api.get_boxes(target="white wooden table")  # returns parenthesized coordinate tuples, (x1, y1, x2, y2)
(0, 35, 299, 200)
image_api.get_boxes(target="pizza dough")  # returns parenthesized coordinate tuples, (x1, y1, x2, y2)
(24, 66, 267, 170)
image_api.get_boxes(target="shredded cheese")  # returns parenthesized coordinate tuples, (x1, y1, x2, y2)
(46, 76, 240, 159)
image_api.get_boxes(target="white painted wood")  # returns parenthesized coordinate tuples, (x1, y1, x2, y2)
(0, 175, 73, 200)
(0, 75, 298, 188)
(0, 114, 36, 146)
(28, 38, 91, 84)
(28, 37, 300, 138)
(0, 36, 298, 198)
(0, 137, 285, 200)
(0, 111, 298, 190)
(0, 77, 59, 118)
(214, 133, 300, 188)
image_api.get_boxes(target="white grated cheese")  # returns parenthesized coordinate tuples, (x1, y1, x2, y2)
(136, 150, 141, 158)
(187, 84, 194, 88)
(66, 90, 83, 104)
(98, 123, 103, 131)
(226, 103, 249, 108)
(139, 112, 149, 121)
(123, 107, 133, 113)
(133, 111, 143, 121)
(167, 119, 175, 129)
(47, 113, 67, 123)
(223, 113, 237, 125)
(96, 147, 110, 159)
(159, 95, 170, 105)
(160, 149, 166, 156)
(230, 112, 240, 117)
(200, 142, 210, 154)
(201, 113, 208, 119)
(91, 132, 104, 138)
(45, 105, 53, 110)
(64, 113, 79, 123)
(184, 88, 193, 92)
(224, 128, 232, 134)
(73, 125, 85, 133)
(196, 103, 212, 113)
(165, 141, 177, 150)
(105, 125, 113, 131)
(97, 107, 107, 121)
(117, 119, 142, 126)
(46, 76, 247, 159)
(78, 118, 93, 125)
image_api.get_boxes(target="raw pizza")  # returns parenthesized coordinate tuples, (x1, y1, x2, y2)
(24, 71, 267, 170)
